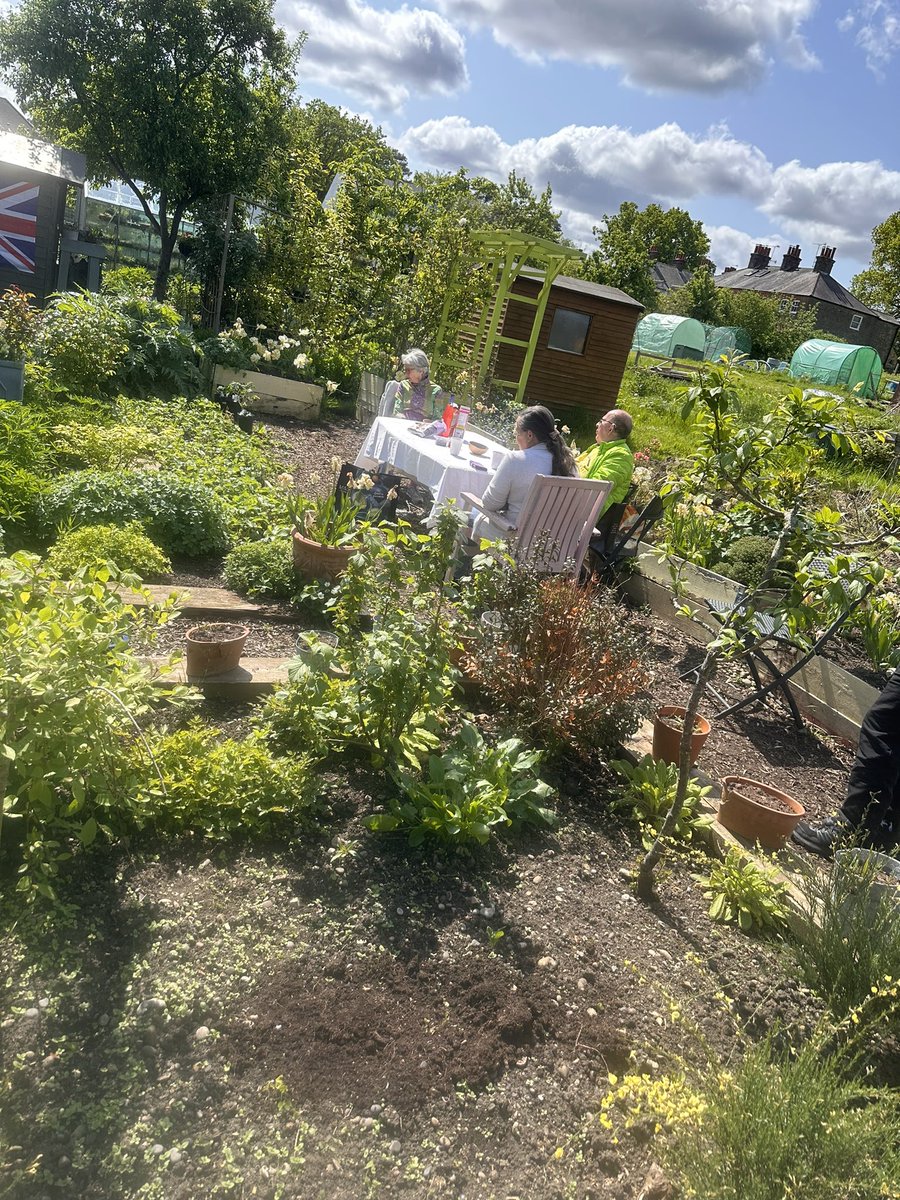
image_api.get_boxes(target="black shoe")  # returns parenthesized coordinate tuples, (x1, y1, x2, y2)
(791, 816, 854, 858)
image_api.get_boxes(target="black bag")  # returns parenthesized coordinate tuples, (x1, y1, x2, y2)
(335, 462, 403, 524)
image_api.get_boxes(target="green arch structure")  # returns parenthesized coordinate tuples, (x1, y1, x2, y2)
(431, 229, 583, 406)
(789, 339, 883, 400)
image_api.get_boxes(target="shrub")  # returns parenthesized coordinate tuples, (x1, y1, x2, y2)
(0, 467, 47, 548)
(42, 469, 228, 557)
(51, 421, 154, 470)
(45, 522, 171, 578)
(101, 265, 154, 299)
(464, 562, 649, 756)
(131, 723, 315, 839)
(113, 295, 202, 399)
(367, 722, 556, 846)
(36, 290, 130, 395)
(612, 755, 712, 849)
(0, 553, 184, 900)
(693, 845, 789, 933)
(222, 538, 296, 600)
(715, 534, 777, 589)
(0, 285, 41, 360)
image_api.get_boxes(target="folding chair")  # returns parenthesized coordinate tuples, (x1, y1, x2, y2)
(588, 494, 665, 584)
(463, 475, 612, 577)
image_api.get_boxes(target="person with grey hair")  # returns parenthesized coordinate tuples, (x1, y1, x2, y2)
(576, 408, 635, 515)
(380, 348, 445, 421)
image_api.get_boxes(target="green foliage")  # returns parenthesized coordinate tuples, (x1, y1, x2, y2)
(367, 722, 556, 846)
(45, 521, 171, 578)
(714, 535, 778, 589)
(792, 853, 900, 1023)
(694, 846, 789, 932)
(0, 284, 41, 360)
(42, 469, 228, 557)
(111, 294, 202, 398)
(131, 723, 315, 839)
(222, 537, 296, 600)
(51, 420, 150, 470)
(36, 290, 130, 394)
(288, 485, 366, 547)
(0, 553, 184, 900)
(612, 755, 712, 849)
(850, 588, 900, 671)
(717, 289, 819, 361)
(851, 210, 900, 313)
(101, 266, 154, 299)
(659, 1017, 900, 1200)
(0, 0, 299, 299)
(658, 267, 723, 324)
(463, 561, 649, 757)
(470, 169, 563, 241)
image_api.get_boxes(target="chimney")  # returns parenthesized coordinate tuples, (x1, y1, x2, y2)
(814, 245, 836, 275)
(648, 244, 659, 260)
(723, 266, 737, 274)
(673, 251, 686, 268)
(780, 244, 802, 271)
(747, 244, 771, 270)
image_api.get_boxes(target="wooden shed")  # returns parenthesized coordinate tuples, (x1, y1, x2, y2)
(492, 274, 644, 417)
(0, 112, 88, 302)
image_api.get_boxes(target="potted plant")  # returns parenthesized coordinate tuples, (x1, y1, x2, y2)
(717, 775, 805, 851)
(288, 473, 369, 583)
(0, 285, 40, 402)
(185, 622, 250, 678)
(651, 704, 711, 766)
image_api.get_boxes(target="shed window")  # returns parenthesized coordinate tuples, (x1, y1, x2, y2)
(548, 307, 591, 355)
(849, 314, 863, 331)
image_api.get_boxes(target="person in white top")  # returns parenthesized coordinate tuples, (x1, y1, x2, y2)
(472, 405, 578, 542)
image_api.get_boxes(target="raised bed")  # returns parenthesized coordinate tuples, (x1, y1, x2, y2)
(213, 365, 323, 420)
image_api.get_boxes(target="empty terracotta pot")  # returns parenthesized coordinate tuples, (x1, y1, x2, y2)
(652, 705, 712, 767)
(717, 775, 805, 851)
(185, 623, 249, 678)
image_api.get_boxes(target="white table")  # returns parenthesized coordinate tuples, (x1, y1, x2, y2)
(355, 416, 507, 513)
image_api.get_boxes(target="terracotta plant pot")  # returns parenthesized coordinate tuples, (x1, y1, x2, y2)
(651, 705, 712, 767)
(717, 775, 805, 851)
(185, 622, 249, 678)
(291, 527, 357, 583)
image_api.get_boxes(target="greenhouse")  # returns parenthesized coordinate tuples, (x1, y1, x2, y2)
(789, 339, 883, 400)
(632, 313, 706, 360)
(703, 323, 751, 362)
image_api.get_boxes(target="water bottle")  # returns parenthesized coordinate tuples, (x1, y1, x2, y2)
(449, 404, 470, 457)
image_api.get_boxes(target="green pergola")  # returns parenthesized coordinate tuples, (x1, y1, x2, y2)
(431, 229, 583, 406)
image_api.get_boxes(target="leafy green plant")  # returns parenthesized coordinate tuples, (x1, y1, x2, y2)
(131, 723, 315, 839)
(222, 537, 296, 599)
(694, 845, 789, 932)
(36, 290, 130, 395)
(0, 285, 41, 360)
(0, 553, 185, 900)
(288, 464, 367, 547)
(45, 521, 171, 578)
(41, 468, 228, 557)
(51, 420, 152, 470)
(463, 560, 649, 757)
(792, 853, 900, 1022)
(113, 294, 202, 398)
(714, 534, 778, 589)
(367, 722, 556, 846)
(612, 755, 712, 849)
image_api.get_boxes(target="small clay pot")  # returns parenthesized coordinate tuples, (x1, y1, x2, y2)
(291, 527, 357, 583)
(651, 705, 712, 767)
(717, 775, 805, 851)
(185, 623, 249, 678)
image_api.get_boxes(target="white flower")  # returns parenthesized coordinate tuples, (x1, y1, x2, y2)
(325, 380, 338, 394)
(250, 353, 260, 363)
(561, 425, 571, 435)
(356, 473, 375, 491)
(293, 353, 309, 370)
(262, 350, 272, 361)
(330, 456, 341, 473)
(276, 471, 294, 489)
(256, 324, 266, 331)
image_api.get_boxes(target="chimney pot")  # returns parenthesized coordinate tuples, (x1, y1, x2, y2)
(813, 245, 836, 275)
(780, 244, 802, 271)
(747, 244, 772, 270)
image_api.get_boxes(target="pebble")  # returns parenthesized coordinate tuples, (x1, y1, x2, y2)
(480, 904, 495, 918)
(586, 1007, 598, 1018)
(361, 1118, 375, 1130)
(38, 998, 50, 1010)
(1, 1018, 14, 1029)
(137, 998, 166, 1016)
(370, 1104, 382, 1115)
(537, 956, 557, 970)
(198, 859, 211, 870)
(617, 867, 633, 881)
(23, 1008, 39, 1020)
(168, 1148, 182, 1164)
(576, 977, 588, 991)
(151, 1144, 165, 1156)
(194, 1027, 210, 1040)
(388, 1140, 401, 1155)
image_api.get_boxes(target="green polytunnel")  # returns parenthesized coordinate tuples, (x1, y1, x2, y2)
(632, 313, 706, 361)
(789, 339, 883, 400)
(703, 324, 751, 362)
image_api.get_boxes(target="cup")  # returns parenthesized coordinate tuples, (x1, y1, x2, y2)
(490, 448, 505, 470)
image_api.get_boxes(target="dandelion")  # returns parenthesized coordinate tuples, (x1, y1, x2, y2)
(325, 380, 338, 394)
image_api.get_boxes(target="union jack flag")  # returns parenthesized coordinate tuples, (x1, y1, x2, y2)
(0, 182, 39, 274)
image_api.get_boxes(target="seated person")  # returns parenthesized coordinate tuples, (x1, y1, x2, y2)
(381, 349, 444, 421)
(472, 405, 577, 542)
(576, 408, 635, 514)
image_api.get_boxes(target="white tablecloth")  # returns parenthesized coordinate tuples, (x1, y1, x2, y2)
(355, 416, 508, 512)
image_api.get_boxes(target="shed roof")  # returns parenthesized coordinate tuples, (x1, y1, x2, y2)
(516, 270, 644, 310)
(0, 128, 86, 185)
(713, 264, 896, 322)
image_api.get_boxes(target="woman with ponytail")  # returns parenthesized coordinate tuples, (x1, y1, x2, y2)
(472, 405, 577, 541)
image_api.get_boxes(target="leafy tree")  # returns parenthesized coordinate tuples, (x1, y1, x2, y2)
(582, 201, 709, 308)
(852, 212, 900, 314)
(659, 267, 723, 324)
(470, 170, 563, 242)
(717, 290, 818, 360)
(0, 0, 299, 301)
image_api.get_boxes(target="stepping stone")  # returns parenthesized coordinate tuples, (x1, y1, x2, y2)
(117, 584, 298, 623)
(142, 655, 291, 698)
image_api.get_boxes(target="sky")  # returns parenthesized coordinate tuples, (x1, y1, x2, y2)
(2, 0, 899, 289)
(268, 0, 900, 289)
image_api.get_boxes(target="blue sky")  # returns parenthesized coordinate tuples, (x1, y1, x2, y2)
(272, 0, 900, 288)
(3, 0, 898, 289)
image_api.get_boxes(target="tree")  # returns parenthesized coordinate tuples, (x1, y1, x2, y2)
(717, 291, 818, 361)
(582, 201, 710, 308)
(470, 170, 563, 242)
(852, 212, 900, 314)
(658, 267, 723, 324)
(0, 0, 299, 300)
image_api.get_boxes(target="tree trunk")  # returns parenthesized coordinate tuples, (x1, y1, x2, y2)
(153, 226, 180, 302)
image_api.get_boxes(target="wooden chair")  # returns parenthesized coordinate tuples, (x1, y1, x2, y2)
(462, 475, 612, 576)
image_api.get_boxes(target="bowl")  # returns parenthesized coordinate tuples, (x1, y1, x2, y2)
(468, 440, 488, 457)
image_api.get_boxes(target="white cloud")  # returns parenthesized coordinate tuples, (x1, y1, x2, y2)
(400, 115, 900, 270)
(276, 0, 468, 109)
(435, 0, 819, 91)
(705, 224, 784, 273)
(838, 1, 900, 77)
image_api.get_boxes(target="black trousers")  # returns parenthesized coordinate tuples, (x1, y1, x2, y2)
(839, 669, 900, 835)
